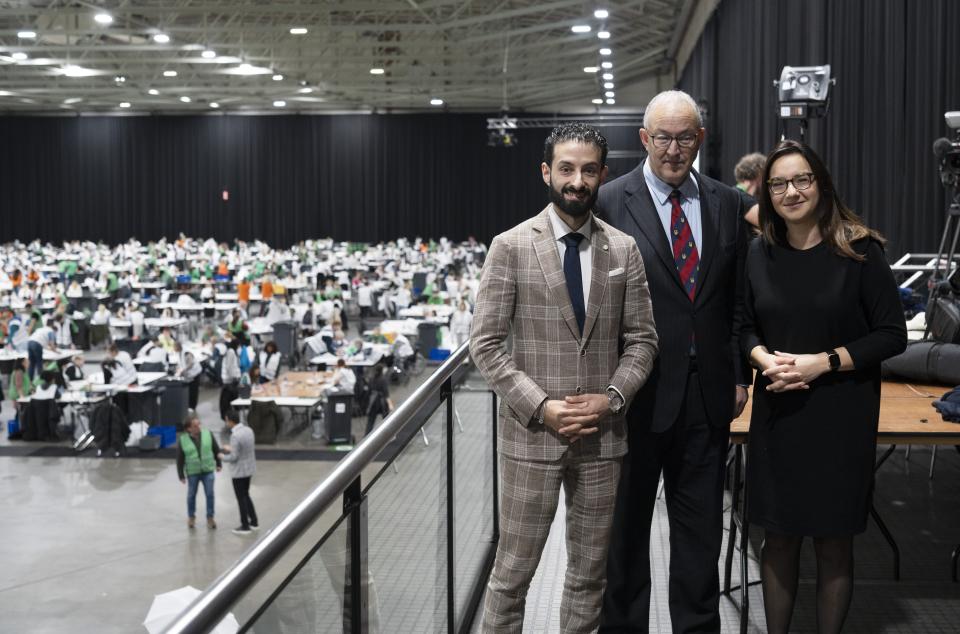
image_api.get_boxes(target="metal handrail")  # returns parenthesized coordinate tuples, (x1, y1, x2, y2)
(162, 343, 473, 634)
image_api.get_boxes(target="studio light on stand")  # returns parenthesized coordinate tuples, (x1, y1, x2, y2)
(487, 115, 519, 148)
(774, 65, 835, 140)
(924, 111, 960, 342)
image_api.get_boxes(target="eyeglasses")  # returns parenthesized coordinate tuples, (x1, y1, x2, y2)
(767, 172, 815, 195)
(649, 132, 699, 149)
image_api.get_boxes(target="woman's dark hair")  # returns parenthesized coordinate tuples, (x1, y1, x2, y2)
(758, 139, 884, 261)
(264, 341, 278, 354)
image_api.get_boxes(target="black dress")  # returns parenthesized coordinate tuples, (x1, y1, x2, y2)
(740, 238, 906, 536)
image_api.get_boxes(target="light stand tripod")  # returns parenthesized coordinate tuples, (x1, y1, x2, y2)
(923, 186, 960, 339)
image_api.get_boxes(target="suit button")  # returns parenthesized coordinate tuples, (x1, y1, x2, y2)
(580, 349, 586, 357)
(576, 386, 583, 394)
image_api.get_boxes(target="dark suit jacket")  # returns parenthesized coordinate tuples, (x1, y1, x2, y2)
(596, 164, 752, 432)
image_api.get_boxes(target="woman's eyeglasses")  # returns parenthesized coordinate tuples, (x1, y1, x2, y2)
(767, 172, 815, 195)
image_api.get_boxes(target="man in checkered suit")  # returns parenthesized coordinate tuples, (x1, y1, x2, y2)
(470, 123, 659, 633)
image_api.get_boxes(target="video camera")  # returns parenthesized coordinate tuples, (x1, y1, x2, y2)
(933, 111, 960, 187)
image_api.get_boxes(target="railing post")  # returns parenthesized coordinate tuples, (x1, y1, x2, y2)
(343, 477, 368, 634)
(444, 378, 456, 632)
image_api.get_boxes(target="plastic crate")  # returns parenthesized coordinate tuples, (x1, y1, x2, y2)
(147, 425, 177, 448)
(428, 348, 451, 362)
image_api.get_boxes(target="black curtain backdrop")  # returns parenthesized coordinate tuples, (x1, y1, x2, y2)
(679, 0, 960, 257)
(0, 113, 640, 247)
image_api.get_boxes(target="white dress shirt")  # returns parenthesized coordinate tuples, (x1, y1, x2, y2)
(642, 159, 703, 257)
(547, 205, 592, 305)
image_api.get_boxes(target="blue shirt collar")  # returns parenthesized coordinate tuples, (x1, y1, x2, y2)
(642, 159, 700, 205)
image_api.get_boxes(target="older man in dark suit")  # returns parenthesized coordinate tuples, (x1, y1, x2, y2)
(598, 90, 752, 633)
(471, 123, 658, 633)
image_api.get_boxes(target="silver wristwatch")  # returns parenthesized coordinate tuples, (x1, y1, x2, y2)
(606, 387, 624, 414)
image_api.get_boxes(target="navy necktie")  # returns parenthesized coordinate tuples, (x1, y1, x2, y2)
(561, 232, 586, 335)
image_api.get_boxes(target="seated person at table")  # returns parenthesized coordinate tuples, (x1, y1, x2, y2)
(330, 358, 356, 392)
(257, 341, 281, 383)
(62, 354, 85, 383)
(137, 337, 169, 366)
(330, 330, 347, 354)
(226, 309, 247, 338)
(104, 343, 138, 386)
(66, 280, 83, 298)
(128, 303, 145, 339)
(32, 370, 61, 400)
(392, 333, 414, 367)
(345, 338, 365, 357)
(90, 303, 111, 325)
(157, 327, 177, 352)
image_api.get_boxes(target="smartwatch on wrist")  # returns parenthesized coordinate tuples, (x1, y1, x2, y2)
(606, 387, 624, 414)
(826, 349, 840, 372)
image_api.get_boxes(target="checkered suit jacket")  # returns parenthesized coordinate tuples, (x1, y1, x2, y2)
(470, 206, 659, 461)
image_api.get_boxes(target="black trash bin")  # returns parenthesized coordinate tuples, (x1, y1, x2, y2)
(417, 322, 440, 358)
(325, 390, 354, 444)
(156, 378, 190, 428)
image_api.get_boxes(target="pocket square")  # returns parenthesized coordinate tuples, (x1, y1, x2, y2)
(608, 267, 625, 277)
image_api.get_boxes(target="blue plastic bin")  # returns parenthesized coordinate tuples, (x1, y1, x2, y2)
(7, 420, 19, 437)
(147, 425, 177, 448)
(428, 348, 451, 362)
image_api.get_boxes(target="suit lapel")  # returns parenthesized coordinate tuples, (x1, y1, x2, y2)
(532, 207, 581, 340)
(581, 219, 609, 343)
(623, 168, 684, 292)
(693, 171, 721, 303)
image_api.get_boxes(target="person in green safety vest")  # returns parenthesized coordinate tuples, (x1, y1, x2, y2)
(176, 411, 223, 530)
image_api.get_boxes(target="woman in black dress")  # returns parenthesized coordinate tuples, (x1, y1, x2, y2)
(741, 140, 906, 633)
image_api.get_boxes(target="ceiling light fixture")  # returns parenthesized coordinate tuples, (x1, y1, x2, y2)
(119, 102, 131, 108)
(430, 98, 444, 106)
(148, 89, 159, 95)
(583, 66, 599, 73)
(597, 31, 611, 39)
(604, 82, 614, 89)
(11, 52, 27, 61)
(273, 100, 286, 107)
(60, 65, 99, 77)
(163, 70, 177, 77)
(298, 87, 313, 94)
(601, 61, 613, 69)
(201, 50, 217, 59)
(592, 98, 603, 104)
(605, 91, 615, 98)
(594, 9, 610, 19)
(599, 48, 612, 56)
(153, 33, 170, 44)
(606, 98, 616, 105)
(289, 27, 308, 35)
(94, 13, 113, 25)
(602, 72, 613, 80)
(114, 75, 126, 83)
(63, 97, 82, 104)
(180, 96, 191, 103)
(571, 25, 591, 33)
(17, 31, 36, 39)
(272, 74, 283, 81)
(210, 102, 220, 108)
(370, 68, 385, 75)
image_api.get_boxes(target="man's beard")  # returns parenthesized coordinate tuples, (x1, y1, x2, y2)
(548, 180, 598, 219)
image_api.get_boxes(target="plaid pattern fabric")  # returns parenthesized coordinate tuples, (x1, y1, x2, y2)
(222, 424, 256, 478)
(482, 455, 621, 633)
(470, 207, 659, 461)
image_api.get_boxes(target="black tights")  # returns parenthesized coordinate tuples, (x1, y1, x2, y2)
(761, 531, 854, 634)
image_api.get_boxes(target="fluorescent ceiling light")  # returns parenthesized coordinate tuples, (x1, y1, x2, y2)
(119, 102, 131, 108)
(272, 74, 283, 81)
(63, 97, 82, 104)
(600, 48, 612, 56)
(11, 52, 27, 61)
(584, 66, 599, 73)
(59, 65, 100, 77)
(201, 50, 217, 59)
(298, 87, 313, 94)
(604, 82, 614, 89)
(210, 102, 220, 109)
(94, 13, 113, 25)
(430, 98, 444, 106)
(605, 91, 615, 98)
(163, 70, 177, 77)
(601, 61, 613, 69)
(370, 68, 385, 75)
(289, 27, 308, 35)
(273, 100, 286, 107)
(571, 25, 591, 33)
(602, 72, 613, 80)
(598, 31, 611, 39)
(153, 33, 170, 44)
(17, 31, 36, 39)
(179, 96, 191, 103)
(594, 9, 610, 19)
(147, 89, 159, 95)
(592, 98, 603, 104)
(606, 98, 615, 105)
(224, 63, 272, 76)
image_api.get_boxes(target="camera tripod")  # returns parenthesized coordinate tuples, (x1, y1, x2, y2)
(923, 186, 960, 339)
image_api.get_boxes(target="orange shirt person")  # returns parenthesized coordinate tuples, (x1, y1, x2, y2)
(261, 279, 274, 300)
(237, 280, 251, 303)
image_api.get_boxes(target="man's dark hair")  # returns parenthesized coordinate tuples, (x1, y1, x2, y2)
(543, 123, 608, 168)
(224, 408, 240, 424)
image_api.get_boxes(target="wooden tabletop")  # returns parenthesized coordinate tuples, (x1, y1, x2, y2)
(730, 381, 960, 444)
(251, 371, 333, 399)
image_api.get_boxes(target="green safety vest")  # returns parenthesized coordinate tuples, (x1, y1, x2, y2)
(179, 429, 216, 476)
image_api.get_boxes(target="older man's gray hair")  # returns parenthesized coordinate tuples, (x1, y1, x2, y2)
(643, 90, 703, 129)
